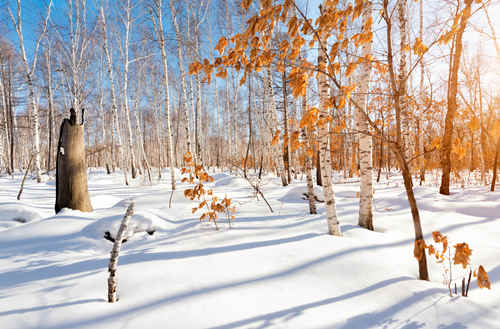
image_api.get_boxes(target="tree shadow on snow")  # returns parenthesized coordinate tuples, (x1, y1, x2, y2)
(0, 233, 321, 289)
(31, 242, 449, 329)
(208, 277, 442, 329)
(0, 298, 104, 317)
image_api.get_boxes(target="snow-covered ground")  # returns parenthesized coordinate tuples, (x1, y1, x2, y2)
(0, 169, 498, 329)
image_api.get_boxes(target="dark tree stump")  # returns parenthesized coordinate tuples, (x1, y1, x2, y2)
(55, 108, 93, 213)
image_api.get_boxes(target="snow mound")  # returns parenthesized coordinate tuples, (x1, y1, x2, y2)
(81, 210, 169, 242)
(0, 202, 43, 230)
(214, 176, 248, 188)
(280, 186, 324, 203)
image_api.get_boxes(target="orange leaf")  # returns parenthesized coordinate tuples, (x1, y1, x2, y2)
(477, 265, 491, 289)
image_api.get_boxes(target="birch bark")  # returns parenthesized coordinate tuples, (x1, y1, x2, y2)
(318, 39, 341, 236)
(301, 93, 317, 214)
(265, 68, 288, 186)
(398, 0, 409, 162)
(121, 0, 138, 179)
(152, 0, 176, 190)
(8, 0, 52, 182)
(169, 0, 193, 160)
(100, 6, 128, 185)
(355, 1, 374, 230)
(108, 201, 134, 303)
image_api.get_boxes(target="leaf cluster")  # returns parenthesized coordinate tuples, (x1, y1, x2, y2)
(181, 152, 236, 229)
(414, 231, 491, 293)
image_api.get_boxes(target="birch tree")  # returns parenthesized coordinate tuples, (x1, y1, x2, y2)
(8, 0, 52, 183)
(44, 41, 55, 173)
(150, 0, 176, 190)
(355, 0, 374, 230)
(100, 5, 128, 185)
(317, 34, 341, 236)
(398, 0, 409, 161)
(120, 0, 139, 179)
(301, 90, 317, 215)
(265, 68, 288, 186)
(169, 0, 193, 161)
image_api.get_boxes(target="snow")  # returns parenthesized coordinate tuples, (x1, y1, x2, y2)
(0, 170, 499, 329)
(0, 202, 44, 230)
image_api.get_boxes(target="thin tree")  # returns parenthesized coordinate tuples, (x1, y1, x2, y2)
(150, 0, 176, 190)
(8, 0, 53, 183)
(440, 0, 473, 195)
(100, 5, 128, 185)
(355, 0, 374, 230)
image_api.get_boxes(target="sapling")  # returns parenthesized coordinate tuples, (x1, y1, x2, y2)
(415, 231, 491, 297)
(107, 201, 134, 303)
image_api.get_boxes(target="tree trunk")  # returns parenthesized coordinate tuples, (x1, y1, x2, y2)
(45, 46, 55, 174)
(100, 6, 128, 185)
(8, 0, 51, 183)
(491, 137, 500, 192)
(440, 0, 473, 195)
(55, 110, 92, 213)
(418, 0, 425, 185)
(169, 0, 193, 158)
(108, 201, 134, 303)
(122, 0, 138, 179)
(356, 0, 374, 230)
(417, 119, 425, 184)
(301, 94, 317, 214)
(394, 146, 429, 280)
(376, 138, 383, 183)
(265, 68, 287, 186)
(282, 64, 292, 183)
(318, 38, 341, 236)
(153, 0, 177, 190)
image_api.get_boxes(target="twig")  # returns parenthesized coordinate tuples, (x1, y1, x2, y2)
(465, 269, 472, 297)
(169, 190, 174, 208)
(17, 154, 35, 200)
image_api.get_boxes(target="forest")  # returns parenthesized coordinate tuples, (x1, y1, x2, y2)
(0, 0, 499, 328)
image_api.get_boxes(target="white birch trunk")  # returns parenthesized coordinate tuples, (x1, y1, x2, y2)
(122, 0, 138, 179)
(132, 76, 145, 177)
(398, 0, 409, 160)
(153, 0, 176, 190)
(301, 93, 317, 214)
(418, 0, 425, 183)
(100, 6, 128, 185)
(0, 78, 7, 172)
(318, 40, 341, 236)
(0, 94, 4, 172)
(169, 0, 193, 159)
(8, 0, 52, 182)
(265, 68, 288, 186)
(108, 201, 134, 303)
(45, 46, 55, 173)
(355, 1, 374, 230)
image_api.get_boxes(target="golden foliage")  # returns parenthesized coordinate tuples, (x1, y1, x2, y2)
(215, 37, 227, 55)
(453, 243, 472, 269)
(241, 0, 252, 12)
(477, 265, 491, 289)
(431, 231, 448, 260)
(181, 152, 235, 229)
(188, 62, 202, 75)
(271, 129, 281, 146)
(413, 38, 428, 56)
